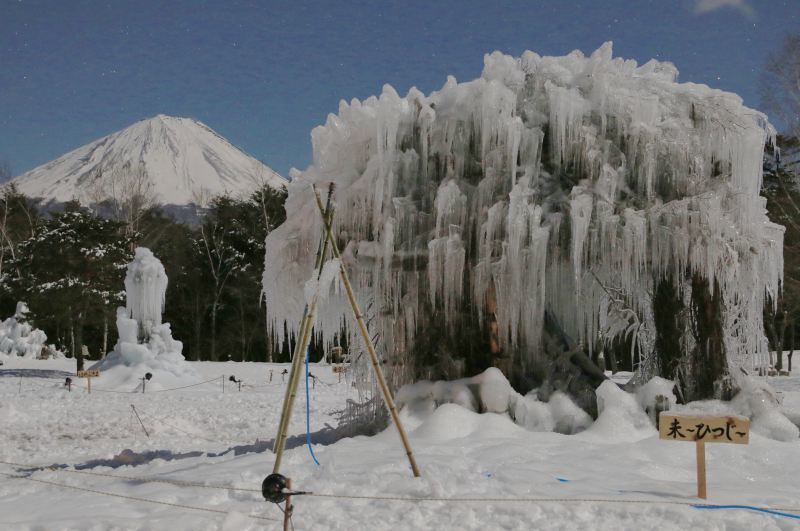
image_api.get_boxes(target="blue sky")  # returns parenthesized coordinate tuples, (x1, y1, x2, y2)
(0, 0, 797, 178)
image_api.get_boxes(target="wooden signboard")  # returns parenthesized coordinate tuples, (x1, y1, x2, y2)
(76, 369, 100, 393)
(659, 413, 750, 499)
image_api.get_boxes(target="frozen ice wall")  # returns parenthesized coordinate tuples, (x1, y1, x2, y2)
(124, 247, 168, 341)
(263, 43, 783, 383)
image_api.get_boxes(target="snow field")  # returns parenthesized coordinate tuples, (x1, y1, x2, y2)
(1, 358, 800, 530)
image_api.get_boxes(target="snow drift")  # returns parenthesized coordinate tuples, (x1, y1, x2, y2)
(263, 42, 783, 387)
(397, 367, 592, 435)
(398, 368, 798, 442)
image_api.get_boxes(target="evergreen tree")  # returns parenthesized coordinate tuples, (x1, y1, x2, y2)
(4, 203, 133, 359)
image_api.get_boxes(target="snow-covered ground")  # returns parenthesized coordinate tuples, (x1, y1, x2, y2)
(2, 358, 800, 530)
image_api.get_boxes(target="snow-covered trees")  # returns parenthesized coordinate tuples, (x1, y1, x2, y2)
(0, 182, 287, 363)
(263, 43, 783, 400)
(88, 163, 158, 241)
(3, 204, 133, 358)
(0, 183, 38, 279)
(192, 186, 287, 361)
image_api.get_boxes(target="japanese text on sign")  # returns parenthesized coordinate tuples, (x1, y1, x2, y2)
(659, 414, 749, 444)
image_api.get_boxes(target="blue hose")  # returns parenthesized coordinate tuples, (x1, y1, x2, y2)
(305, 346, 320, 466)
(692, 504, 800, 520)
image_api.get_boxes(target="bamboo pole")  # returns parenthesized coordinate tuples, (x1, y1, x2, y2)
(312, 186, 421, 478)
(272, 185, 335, 474)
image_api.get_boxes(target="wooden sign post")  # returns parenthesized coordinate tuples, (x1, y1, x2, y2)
(76, 369, 100, 394)
(332, 364, 346, 383)
(659, 413, 750, 499)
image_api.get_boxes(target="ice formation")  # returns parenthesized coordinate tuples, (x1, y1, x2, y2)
(93, 248, 198, 390)
(263, 42, 783, 386)
(0, 302, 63, 359)
(124, 248, 168, 341)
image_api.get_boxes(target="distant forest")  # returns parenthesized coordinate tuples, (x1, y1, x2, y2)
(0, 180, 305, 363)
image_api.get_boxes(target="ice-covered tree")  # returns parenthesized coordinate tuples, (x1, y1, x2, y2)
(263, 43, 783, 401)
(124, 247, 168, 341)
(93, 246, 199, 389)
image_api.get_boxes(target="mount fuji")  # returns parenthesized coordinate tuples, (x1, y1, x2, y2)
(11, 115, 286, 207)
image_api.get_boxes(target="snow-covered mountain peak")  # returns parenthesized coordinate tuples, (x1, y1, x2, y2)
(11, 115, 286, 206)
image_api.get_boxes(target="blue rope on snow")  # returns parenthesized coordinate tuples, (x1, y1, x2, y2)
(305, 346, 320, 466)
(692, 504, 800, 520)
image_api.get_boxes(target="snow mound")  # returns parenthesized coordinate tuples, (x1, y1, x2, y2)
(397, 368, 590, 434)
(91, 312, 199, 391)
(583, 380, 656, 441)
(732, 378, 799, 442)
(545, 392, 594, 434)
(410, 403, 481, 441)
(0, 302, 63, 360)
(635, 376, 677, 413)
(478, 367, 513, 414)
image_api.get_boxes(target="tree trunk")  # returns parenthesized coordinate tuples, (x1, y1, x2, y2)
(265, 305, 273, 363)
(765, 305, 786, 372)
(239, 297, 246, 362)
(193, 297, 203, 361)
(654, 277, 685, 381)
(789, 321, 795, 373)
(69, 310, 75, 359)
(210, 298, 218, 361)
(102, 315, 108, 358)
(777, 307, 786, 371)
(75, 312, 85, 370)
(689, 274, 728, 400)
(606, 345, 618, 374)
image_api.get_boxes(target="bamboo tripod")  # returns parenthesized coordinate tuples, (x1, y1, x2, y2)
(271, 183, 421, 479)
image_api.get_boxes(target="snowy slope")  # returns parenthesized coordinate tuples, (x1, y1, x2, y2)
(11, 115, 286, 206)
